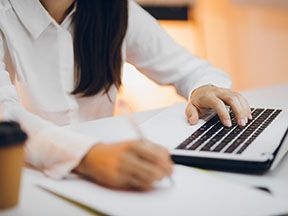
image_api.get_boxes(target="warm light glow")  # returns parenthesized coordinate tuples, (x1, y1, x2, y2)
(115, 63, 186, 115)
(117, 2, 288, 113)
(194, 0, 288, 91)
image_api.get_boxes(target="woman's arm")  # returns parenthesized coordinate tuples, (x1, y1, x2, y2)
(0, 33, 172, 189)
(0, 34, 97, 179)
(125, 1, 251, 127)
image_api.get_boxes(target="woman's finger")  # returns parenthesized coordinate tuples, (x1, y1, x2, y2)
(112, 170, 152, 190)
(120, 152, 166, 185)
(125, 175, 152, 191)
(218, 92, 247, 126)
(151, 144, 173, 175)
(130, 142, 172, 176)
(207, 97, 232, 127)
(237, 94, 252, 120)
(185, 103, 199, 125)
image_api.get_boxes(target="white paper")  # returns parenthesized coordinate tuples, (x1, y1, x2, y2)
(65, 116, 140, 143)
(36, 165, 288, 216)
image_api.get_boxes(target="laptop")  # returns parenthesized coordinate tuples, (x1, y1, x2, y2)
(139, 103, 288, 174)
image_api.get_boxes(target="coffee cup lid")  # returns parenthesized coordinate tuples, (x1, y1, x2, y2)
(0, 121, 28, 147)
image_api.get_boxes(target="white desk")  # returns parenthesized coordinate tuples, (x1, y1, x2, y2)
(1, 85, 287, 216)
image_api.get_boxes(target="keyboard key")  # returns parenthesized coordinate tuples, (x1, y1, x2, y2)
(212, 108, 264, 152)
(176, 115, 219, 149)
(236, 109, 282, 154)
(200, 127, 233, 151)
(189, 122, 223, 150)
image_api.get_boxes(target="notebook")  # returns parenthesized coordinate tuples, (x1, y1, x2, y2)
(36, 165, 288, 216)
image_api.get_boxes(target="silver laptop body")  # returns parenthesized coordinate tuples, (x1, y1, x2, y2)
(140, 103, 288, 173)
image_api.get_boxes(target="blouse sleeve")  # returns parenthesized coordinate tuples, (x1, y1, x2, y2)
(125, 1, 232, 99)
(0, 34, 97, 179)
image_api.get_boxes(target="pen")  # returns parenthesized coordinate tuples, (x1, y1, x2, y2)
(118, 100, 174, 186)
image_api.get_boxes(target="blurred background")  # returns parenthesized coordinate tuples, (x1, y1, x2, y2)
(116, 0, 288, 114)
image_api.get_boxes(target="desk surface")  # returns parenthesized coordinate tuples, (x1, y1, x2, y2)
(1, 84, 288, 216)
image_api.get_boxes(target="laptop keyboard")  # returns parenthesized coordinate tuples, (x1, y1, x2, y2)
(176, 108, 282, 154)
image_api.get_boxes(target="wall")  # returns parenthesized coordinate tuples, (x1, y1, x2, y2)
(117, 0, 288, 113)
(194, 0, 288, 91)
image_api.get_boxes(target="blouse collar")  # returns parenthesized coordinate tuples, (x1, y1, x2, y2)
(9, 0, 76, 40)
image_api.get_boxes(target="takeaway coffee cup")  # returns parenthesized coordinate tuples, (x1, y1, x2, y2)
(0, 121, 27, 210)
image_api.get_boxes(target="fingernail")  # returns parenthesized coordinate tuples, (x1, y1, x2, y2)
(239, 118, 246, 126)
(224, 120, 232, 127)
(189, 118, 197, 125)
(249, 114, 253, 120)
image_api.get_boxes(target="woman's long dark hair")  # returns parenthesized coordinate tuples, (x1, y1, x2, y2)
(72, 0, 128, 97)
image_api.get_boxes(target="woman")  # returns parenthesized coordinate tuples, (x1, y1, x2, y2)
(0, 0, 251, 190)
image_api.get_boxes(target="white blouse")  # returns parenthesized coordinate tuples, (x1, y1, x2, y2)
(0, 0, 231, 178)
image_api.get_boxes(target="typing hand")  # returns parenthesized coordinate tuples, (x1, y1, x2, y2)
(74, 140, 173, 190)
(186, 85, 252, 127)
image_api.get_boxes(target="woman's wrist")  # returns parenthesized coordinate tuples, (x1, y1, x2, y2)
(73, 143, 102, 177)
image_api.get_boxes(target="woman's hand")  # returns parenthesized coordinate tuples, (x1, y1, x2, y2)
(186, 85, 252, 127)
(74, 140, 173, 191)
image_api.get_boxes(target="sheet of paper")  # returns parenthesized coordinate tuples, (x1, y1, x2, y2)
(36, 165, 288, 216)
(65, 115, 140, 143)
